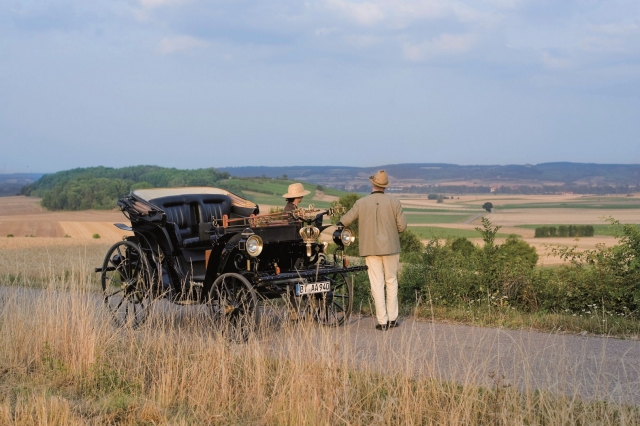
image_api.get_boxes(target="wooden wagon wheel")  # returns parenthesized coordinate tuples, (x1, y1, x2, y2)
(208, 273, 260, 342)
(297, 272, 353, 327)
(100, 240, 153, 328)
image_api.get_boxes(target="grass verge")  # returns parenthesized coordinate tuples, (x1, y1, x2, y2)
(407, 304, 640, 339)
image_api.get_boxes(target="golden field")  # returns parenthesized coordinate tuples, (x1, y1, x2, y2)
(0, 196, 132, 241)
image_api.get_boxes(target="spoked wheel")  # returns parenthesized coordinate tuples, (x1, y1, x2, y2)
(208, 273, 259, 342)
(299, 272, 353, 327)
(101, 240, 153, 328)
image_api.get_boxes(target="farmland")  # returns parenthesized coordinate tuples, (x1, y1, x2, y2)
(3, 192, 640, 266)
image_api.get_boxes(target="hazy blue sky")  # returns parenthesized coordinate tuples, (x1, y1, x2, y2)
(2, 0, 639, 173)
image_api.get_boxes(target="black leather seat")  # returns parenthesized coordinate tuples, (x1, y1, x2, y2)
(149, 194, 233, 248)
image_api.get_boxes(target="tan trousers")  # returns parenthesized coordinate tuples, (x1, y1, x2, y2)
(365, 254, 400, 325)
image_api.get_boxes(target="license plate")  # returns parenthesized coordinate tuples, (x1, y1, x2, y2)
(295, 281, 330, 296)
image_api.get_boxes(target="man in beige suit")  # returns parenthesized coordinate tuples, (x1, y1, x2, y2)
(339, 170, 407, 330)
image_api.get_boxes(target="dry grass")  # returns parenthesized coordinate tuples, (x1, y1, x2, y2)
(1, 273, 639, 424)
(0, 238, 111, 288)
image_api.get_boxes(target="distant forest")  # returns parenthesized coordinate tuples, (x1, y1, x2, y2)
(221, 162, 640, 195)
(21, 166, 230, 210)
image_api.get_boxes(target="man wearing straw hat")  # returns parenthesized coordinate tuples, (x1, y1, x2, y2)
(339, 170, 407, 331)
(282, 183, 311, 212)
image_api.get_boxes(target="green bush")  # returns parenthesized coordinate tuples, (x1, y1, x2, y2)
(450, 237, 477, 257)
(6, 234, 14, 237)
(397, 217, 640, 317)
(93, 234, 101, 239)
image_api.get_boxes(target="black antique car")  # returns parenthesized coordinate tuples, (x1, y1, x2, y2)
(95, 187, 366, 339)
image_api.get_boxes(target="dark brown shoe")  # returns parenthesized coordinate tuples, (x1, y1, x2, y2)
(388, 320, 400, 328)
(375, 323, 388, 331)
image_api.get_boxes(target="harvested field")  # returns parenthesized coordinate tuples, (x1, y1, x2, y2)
(487, 208, 640, 226)
(0, 196, 131, 240)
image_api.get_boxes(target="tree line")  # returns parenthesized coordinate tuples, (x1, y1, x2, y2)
(21, 166, 230, 210)
(534, 225, 595, 238)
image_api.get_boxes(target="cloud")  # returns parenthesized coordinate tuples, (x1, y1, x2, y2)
(325, 0, 385, 26)
(139, 0, 192, 8)
(541, 51, 571, 69)
(156, 35, 209, 54)
(588, 23, 639, 36)
(315, 27, 338, 36)
(345, 34, 382, 48)
(581, 36, 625, 53)
(324, 0, 498, 28)
(403, 33, 477, 61)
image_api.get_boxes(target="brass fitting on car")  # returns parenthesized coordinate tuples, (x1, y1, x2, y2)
(299, 225, 320, 257)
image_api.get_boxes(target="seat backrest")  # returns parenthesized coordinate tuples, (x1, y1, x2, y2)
(147, 193, 233, 247)
(199, 195, 232, 223)
(163, 203, 191, 230)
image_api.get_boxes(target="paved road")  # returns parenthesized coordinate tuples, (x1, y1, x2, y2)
(3, 286, 639, 405)
(265, 314, 640, 405)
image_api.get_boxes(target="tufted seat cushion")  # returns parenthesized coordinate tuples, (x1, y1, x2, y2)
(199, 196, 233, 223)
(149, 193, 233, 248)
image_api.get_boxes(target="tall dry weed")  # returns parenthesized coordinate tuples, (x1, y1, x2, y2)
(0, 265, 639, 424)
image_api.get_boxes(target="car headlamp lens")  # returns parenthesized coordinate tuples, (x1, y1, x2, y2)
(340, 227, 356, 246)
(245, 235, 263, 257)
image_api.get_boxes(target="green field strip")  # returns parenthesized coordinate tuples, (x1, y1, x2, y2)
(405, 213, 474, 224)
(497, 202, 640, 210)
(222, 178, 349, 199)
(247, 192, 334, 209)
(515, 224, 640, 237)
(402, 207, 481, 213)
(408, 225, 515, 239)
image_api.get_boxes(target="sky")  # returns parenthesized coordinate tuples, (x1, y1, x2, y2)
(1, 0, 639, 173)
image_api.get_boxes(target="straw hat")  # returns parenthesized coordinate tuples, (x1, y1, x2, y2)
(369, 170, 390, 188)
(282, 183, 311, 198)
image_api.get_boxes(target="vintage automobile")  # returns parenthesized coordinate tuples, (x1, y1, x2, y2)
(95, 187, 366, 339)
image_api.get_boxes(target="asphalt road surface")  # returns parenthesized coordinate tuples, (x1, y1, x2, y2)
(260, 309, 640, 405)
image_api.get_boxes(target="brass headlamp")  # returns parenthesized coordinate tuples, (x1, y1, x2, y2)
(238, 228, 263, 257)
(333, 224, 356, 247)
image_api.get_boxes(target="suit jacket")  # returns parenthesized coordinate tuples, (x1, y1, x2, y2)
(340, 192, 407, 257)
